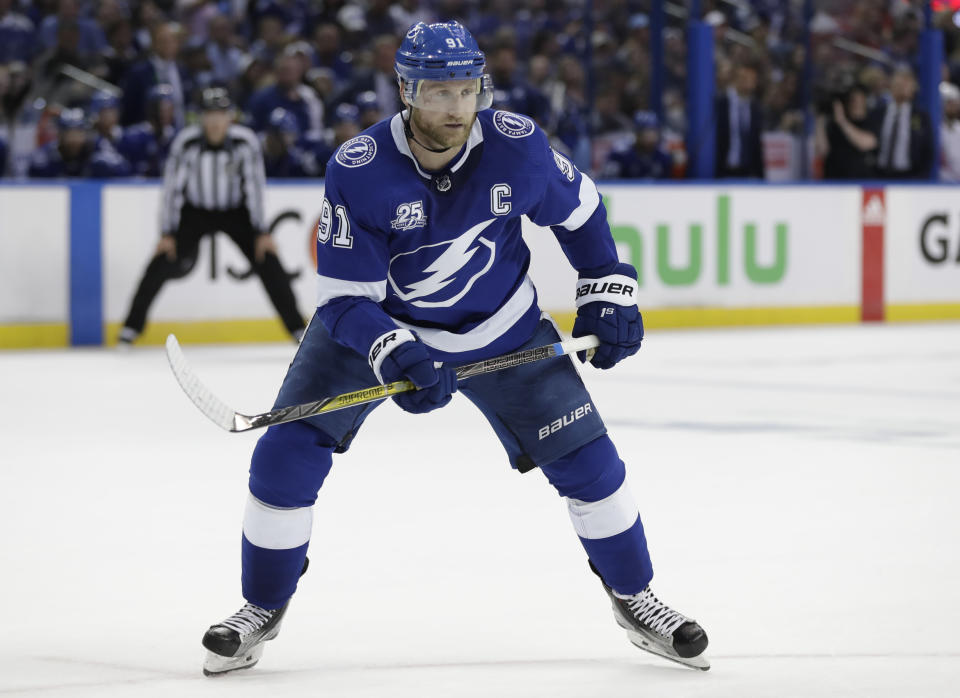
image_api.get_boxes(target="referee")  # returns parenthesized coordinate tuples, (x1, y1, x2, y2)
(118, 87, 306, 345)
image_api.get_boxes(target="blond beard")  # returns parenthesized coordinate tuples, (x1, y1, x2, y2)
(409, 108, 476, 151)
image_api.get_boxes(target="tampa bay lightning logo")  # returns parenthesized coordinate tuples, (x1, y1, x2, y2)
(388, 219, 496, 308)
(336, 135, 377, 168)
(493, 110, 535, 138)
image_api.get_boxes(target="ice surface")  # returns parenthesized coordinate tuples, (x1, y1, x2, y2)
(1, 323, 958, 697)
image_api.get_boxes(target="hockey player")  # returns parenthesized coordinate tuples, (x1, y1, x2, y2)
(201, 22, 709, 675)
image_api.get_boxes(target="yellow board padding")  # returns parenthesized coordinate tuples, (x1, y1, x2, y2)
(885, 304, 960, 322)
(102, 318, 293, 346)
(550, 305, 860, 333)
(0, 323, 70, 349)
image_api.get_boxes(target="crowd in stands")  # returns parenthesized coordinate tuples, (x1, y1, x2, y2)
(0, 0, 958, 181)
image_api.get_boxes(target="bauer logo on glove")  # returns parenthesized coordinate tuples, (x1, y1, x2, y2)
(572, 262, 644, 370)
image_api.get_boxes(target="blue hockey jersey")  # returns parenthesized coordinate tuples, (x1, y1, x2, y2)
(315, 109, 619, 364)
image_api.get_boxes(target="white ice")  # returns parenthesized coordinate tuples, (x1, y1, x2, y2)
(1, 323, 959, 697)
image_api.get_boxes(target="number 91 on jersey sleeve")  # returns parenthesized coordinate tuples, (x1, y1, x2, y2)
(317, 197, 355, 249)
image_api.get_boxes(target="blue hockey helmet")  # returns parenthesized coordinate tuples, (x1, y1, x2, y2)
(333, 103, 359, 125)
(395, 21, 494, 112)
(355, 90, 380, 113)
(633, 110, 660, 131)
(58, 107, 87, 131)
(148, 83, 176, 104)
(268, 107, 300, 135)
(89, 90, 120, 115)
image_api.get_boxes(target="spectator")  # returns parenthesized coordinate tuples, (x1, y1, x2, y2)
(248, 5, 290, 68)
(89, 90, 123, 149)
(33, 18, 106, 106)
(874, 65, 933, 179)
(235, 52, 271, 111)
(488, 41, 549, 122)
(118, 83, 178, 177)
(38, 0, 105, 56)
(817, 83, 878, 179)
(181, 35, 215, 109)
(340, 34, 401, 116)
(262, 106, 319, 177)
(939, 81, 960, 182)
(310, 22, 352, 83)
(365, 0, 398, 38)
(205, 13, 245, 86)
(355, 89, 383, 129)
(715, 62, 765, 178)
(248, 49, 324, 138)
(603, 110, 673, 180)
(0, 0, 36, 64)
(28, 107, 96, 177)
(121, 22, 186, 127)
(330, 101, 360, 146)
(101, 18, 138, 88)
(549, 54, 591, 171)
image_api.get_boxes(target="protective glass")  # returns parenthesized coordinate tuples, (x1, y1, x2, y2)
(404, 75, 494, 113)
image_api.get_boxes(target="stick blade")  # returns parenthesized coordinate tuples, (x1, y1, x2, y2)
(164, 334, 241, 431)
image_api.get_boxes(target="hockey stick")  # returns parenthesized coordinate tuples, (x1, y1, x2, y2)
(165, 333, 600, 433)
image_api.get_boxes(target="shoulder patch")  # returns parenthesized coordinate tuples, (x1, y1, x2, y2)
(336, 135, 377, 168)
(493, 110, 535, 139)
(551, 148, 576, 181)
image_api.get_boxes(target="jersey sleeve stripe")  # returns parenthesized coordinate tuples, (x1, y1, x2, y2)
(316, 274, 388, 307)
(556, 172, 601, 231)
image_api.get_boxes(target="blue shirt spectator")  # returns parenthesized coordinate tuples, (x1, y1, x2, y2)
(38, 0, 105, 56)
(248, 51, 324, 138)
(118, 84, 178, 177)
(0, 0, 35, 63)
(206, 13, 246, 85)
(28, 108, 96, 178)
(603, 111, 673, 180)
(262, 107, 319, 177)
(309, 22, 352, 83)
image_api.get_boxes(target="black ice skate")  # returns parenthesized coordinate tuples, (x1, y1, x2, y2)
(201, 557, 308, 676)
(590, 562, 710, 671)
(202, 602, 289, 676)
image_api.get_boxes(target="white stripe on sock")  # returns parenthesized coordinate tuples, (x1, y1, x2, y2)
(242, 493, 313, 550)
(567, 480, 639, 540)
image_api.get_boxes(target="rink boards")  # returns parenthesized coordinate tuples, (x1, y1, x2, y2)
(1, 182, 959, 347)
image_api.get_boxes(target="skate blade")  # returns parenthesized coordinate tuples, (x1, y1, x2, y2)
(202, 644, 265, 677)
(622, 626, 710, 671)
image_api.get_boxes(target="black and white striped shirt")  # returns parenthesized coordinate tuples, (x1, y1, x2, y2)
(160, 124, 266, 234)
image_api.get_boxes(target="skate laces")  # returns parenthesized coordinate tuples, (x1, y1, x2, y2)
(624, 588, 689, 638)
(220, 603, 274, 636)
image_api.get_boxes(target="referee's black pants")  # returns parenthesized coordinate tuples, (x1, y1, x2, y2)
(122, 206, 306, 338)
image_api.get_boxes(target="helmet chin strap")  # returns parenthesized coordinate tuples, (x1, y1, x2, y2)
(403, 110, 456, 154)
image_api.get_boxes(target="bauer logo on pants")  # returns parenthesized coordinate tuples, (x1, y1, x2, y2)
(538, 402, 593, 440)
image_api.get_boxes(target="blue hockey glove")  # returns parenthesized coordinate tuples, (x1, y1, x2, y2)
(369, 330, 458, 414)
(572, 262, 644, 370)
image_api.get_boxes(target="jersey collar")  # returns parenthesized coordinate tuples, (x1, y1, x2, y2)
(390, 111, 483, 180)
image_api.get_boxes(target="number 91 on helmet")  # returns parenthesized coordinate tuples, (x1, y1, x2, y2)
(395, 21, 494, 113)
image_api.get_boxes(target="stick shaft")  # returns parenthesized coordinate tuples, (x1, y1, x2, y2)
(167, 334, 599, 433)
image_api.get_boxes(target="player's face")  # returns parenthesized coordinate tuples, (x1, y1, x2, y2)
(407, 79, 478, 150)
